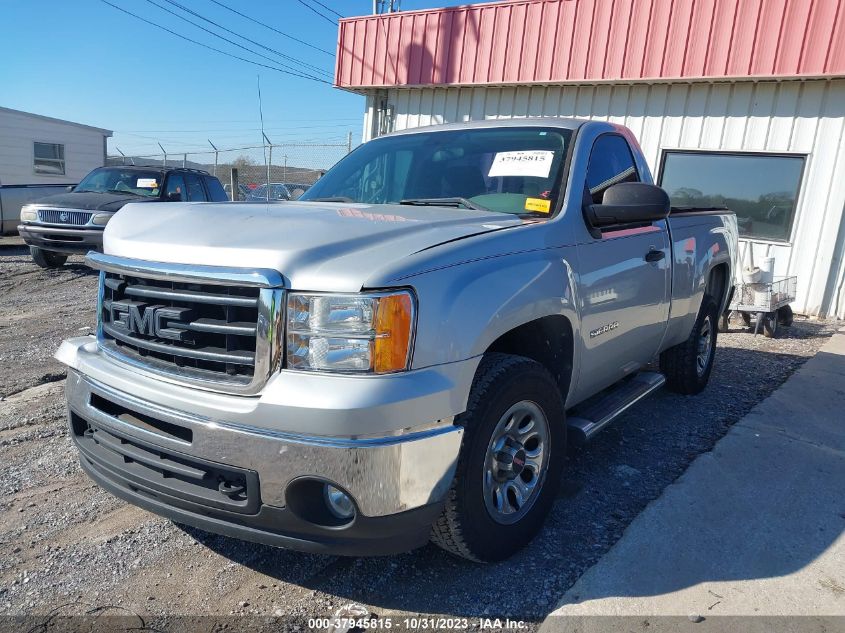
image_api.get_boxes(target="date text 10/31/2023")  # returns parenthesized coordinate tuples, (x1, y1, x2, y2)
(306, 617, 528, 630)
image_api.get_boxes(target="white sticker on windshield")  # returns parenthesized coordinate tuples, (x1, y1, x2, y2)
(488, 150, 554, 178)
(136, 178, 158, 188)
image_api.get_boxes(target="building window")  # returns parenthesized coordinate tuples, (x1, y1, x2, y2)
(34, 142, 66, 175)
(659, 151, 805, 242)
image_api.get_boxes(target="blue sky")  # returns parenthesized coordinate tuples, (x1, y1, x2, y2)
(0, 0, 452, 156)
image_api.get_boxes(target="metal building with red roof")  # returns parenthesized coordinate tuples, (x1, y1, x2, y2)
(335, 0, 845, 318)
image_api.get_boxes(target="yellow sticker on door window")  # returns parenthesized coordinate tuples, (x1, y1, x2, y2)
(525, 197, 551, 213)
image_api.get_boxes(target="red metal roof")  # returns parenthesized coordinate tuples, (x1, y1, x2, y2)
(335, 0, 845, 90)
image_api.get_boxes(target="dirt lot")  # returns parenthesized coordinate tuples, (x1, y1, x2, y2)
(0, 245, 839, 627)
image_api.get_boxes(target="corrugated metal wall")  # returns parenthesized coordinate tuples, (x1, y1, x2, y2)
(336, 0, 845, 89)
(364, 79, 845, 317)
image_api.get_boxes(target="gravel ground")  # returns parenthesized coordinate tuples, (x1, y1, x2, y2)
(0, 244, 839, 628)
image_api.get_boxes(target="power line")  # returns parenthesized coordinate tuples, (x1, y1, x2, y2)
(310, 0, 344, 19)
(98, 0, 330, 84)
(119, 123, 361, 133)
(140, 0, 330, 81)
(160, 0, 331, 78)
(294, 0, 337, 26)
(207, 0, 335, 57)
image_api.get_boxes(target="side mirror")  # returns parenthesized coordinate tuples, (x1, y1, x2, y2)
(585, 182, 670, 228)
(66, 185, 75, 192)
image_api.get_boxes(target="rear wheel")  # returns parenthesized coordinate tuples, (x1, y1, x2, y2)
(660, 295, 719, 395)
(30, 246, 68, 269)
(777, 305, 794, 327)
(431, 353, 566, 562)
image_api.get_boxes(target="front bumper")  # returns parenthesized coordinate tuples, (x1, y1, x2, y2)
(18, 223, 104, 253)
(59, 338, 475, 554)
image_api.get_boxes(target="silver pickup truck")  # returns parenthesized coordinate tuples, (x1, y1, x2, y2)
(56, 119, 736, 562)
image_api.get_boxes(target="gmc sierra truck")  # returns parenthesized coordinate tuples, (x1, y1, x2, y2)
(56, 119, 736, 562)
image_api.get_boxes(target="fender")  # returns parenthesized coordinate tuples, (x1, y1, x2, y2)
(401, 245, 582, 408)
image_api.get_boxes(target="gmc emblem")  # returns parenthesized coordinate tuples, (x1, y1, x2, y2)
(110, 301, 193, 342)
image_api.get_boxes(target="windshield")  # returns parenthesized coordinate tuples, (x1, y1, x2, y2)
(301, 127, 572, 217)
(75, 168, 163, 198)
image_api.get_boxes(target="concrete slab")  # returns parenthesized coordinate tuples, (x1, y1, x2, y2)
(0, 235, 25, 249)
(543, 331, 845, 630)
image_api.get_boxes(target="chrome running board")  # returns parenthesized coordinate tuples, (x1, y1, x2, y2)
(567, 371, 666, 444)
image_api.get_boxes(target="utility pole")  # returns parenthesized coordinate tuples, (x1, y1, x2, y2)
(374, 0, 400, 13)
(115, 147, 126, 165)
(347, 131, 353, 153)
(262, 132, 273, 200)
(157, 142, 167, 167)
(208, 140, 219, 177)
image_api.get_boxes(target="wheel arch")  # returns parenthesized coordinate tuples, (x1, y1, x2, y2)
(484, 314, 575, 404)
(706, 262, 731, 313)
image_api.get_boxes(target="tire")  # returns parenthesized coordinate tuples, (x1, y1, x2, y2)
(762, 312, 779, 338)
(777, 305, 794, 327)
(30, 246, 68, 269)
(660, 295, 719, 395)
(430, 353, 566, 562)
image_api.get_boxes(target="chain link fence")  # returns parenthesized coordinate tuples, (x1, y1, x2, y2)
(108, 140, 353, 200)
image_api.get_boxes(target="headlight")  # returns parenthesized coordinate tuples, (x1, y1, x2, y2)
(286, 290, 415, 373)
(91, 213, 112, 226)
(20, 207, 38, 222)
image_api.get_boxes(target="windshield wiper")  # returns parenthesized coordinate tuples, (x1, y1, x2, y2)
(400, 197, 490, 212)
(106, 189, 142, 196)
(306, 196, 355, 203)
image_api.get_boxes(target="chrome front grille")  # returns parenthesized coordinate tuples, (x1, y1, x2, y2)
(38, 208, 93, 225)
(90, 254, 284, 395)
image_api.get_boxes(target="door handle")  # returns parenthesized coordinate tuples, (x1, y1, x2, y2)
(645, 249, 665, 263)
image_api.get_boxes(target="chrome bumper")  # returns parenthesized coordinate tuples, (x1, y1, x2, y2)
(64, 369, 464, 518)
(18, 223, 104, 253)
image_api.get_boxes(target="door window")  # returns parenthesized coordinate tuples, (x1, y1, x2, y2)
(203, 176, 228, 201)
(164, 174, 187, 201)
(184, 173, 207, 201)
(585, 135, 639, 203)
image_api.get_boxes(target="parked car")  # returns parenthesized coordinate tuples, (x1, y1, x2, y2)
(246, 182, 312, 201)
(17, 166, 228, 268)
(56, 119, 736, 562)
(223, 183, 251, 201)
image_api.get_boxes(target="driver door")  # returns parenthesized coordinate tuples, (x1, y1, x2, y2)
(573, 134, 671, 401)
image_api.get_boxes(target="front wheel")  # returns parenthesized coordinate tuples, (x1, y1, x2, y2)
(30, 246, 68, 269)
(761, 312, 779, 338)
(431, 353, 566, 562)
(660, 295, 719, 395)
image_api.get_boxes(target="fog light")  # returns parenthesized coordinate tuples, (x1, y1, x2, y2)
(324, 484, 355, 519)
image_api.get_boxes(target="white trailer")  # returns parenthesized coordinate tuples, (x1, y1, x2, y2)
(0, 106, 112, 234)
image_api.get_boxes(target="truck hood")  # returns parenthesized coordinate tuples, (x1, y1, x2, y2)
(30, 191, 158, 212)
(104, 200, 523, 291)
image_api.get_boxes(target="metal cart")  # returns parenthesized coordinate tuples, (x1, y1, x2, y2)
(724, 276, 797, 337)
